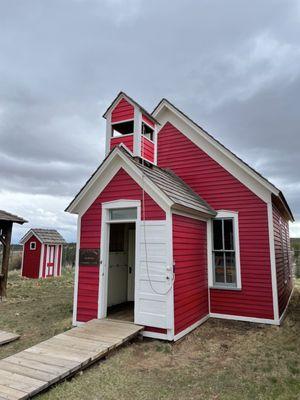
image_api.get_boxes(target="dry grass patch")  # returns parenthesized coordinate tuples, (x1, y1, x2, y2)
(1, 271, 299, 400)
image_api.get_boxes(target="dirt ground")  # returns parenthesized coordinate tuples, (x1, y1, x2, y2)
(0, 271, 299, 400)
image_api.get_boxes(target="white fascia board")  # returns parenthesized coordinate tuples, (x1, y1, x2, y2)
(19, 230, 42, 245)
(103, 92, 136, 119)
(153, 102, 278, 203)
(69, 149, 172, 217)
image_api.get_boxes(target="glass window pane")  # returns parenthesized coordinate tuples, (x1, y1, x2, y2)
(214, 251, 225, 283)
(224, 219, 234, 250)
(213, 220, 223, 250)
(109, 207, 137, 220)
(225, 252, 236, 284)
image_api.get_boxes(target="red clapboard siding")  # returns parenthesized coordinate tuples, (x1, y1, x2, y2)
(110, 135, 134, 153)
(77, 168, 166, 322)
(142, 114, 155, 128)
(273, 204, 293, 316)
(22, 235, 41, 279)
(141, 136, 155, 163)
(158, 122, 274, 320)
(173, 214, 208, 335)
(111, 98, 134, 123)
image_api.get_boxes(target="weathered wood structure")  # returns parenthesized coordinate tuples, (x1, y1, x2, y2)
(0, 210, 27, 298)
(0, 319, 143, 399)
(0, 330, 20, 346)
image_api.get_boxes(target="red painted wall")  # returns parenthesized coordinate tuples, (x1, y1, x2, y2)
(173, 214, 208, 335)
(77, 168, 166, 322)
(273, 204, 293, 316)
(110, 135, 134, 153)
(142, 114, 155, 128)
(22, 235, 41, 279)
(111, 98, 134, 123)
(158, 122, 274, 320)
(141, 136, 155, 163)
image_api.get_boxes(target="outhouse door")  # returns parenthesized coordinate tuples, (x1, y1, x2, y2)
(46, 245, 55, 277)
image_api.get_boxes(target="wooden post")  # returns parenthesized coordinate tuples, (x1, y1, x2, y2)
(0, 222, 12, 299)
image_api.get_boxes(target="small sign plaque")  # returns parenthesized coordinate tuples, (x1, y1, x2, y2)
(79, 249, 100, 266)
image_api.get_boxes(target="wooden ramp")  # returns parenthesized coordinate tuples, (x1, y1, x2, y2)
(0, 319, 143, 400)
(0, 331, 20, 346)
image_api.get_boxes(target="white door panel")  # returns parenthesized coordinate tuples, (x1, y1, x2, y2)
(135, 220, 173, 329)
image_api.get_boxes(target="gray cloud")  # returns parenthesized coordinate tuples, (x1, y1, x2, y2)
(0, 0, 299, 241)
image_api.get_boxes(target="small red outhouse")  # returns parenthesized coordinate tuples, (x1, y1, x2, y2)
(20, 229, 66, 279)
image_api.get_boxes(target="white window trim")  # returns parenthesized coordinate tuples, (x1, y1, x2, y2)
(207, 210, 241, 290)
(30, 241, 36, 250)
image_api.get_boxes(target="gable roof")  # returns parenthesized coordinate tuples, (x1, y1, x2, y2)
(121, 147, 216, 216)
(152, 98, 294, 221)
(20, 229, 66, 245)
(0, 210, 27, 224)
(66, 145, 216, 218)
(103, 91, 159, 125)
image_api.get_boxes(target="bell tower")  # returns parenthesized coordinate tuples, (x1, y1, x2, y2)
(103, 92, 158, 164)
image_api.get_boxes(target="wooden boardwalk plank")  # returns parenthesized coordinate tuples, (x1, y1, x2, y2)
(0, 384, 27, 400)
(0, 319, 143, 399)
(0, 332, 20, 347)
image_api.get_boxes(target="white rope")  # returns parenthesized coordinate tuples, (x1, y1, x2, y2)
(141, 130, 175, 296)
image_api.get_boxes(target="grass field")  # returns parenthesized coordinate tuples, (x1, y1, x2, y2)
(0, 271, 299, 400)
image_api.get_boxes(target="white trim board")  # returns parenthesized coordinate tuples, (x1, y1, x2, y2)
(267, 199, 279, 322)
(72, 215, 81, 326)
(142, 331, 170, 341)
(98, 200, 141, 320)
(207, 210, 241, 290)
(210, 312, 279, 325)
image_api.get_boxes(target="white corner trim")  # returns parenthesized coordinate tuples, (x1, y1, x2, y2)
(133, 106, 142, 157)
(166, 209, 175, 338)
(153, 103, 277, 202)
(267, 200, 279, 322)
(279, 286, 294, 324)
(105, 112, 112, 156)
(210, 313, 279, 325)
(207, 210, 241, 290)
(153, 125, 158, 165)
(174, 314, 209, 341)
(72, 215, 81, 326)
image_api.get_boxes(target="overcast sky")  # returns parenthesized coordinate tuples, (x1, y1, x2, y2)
(0, 0, 299, 243)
